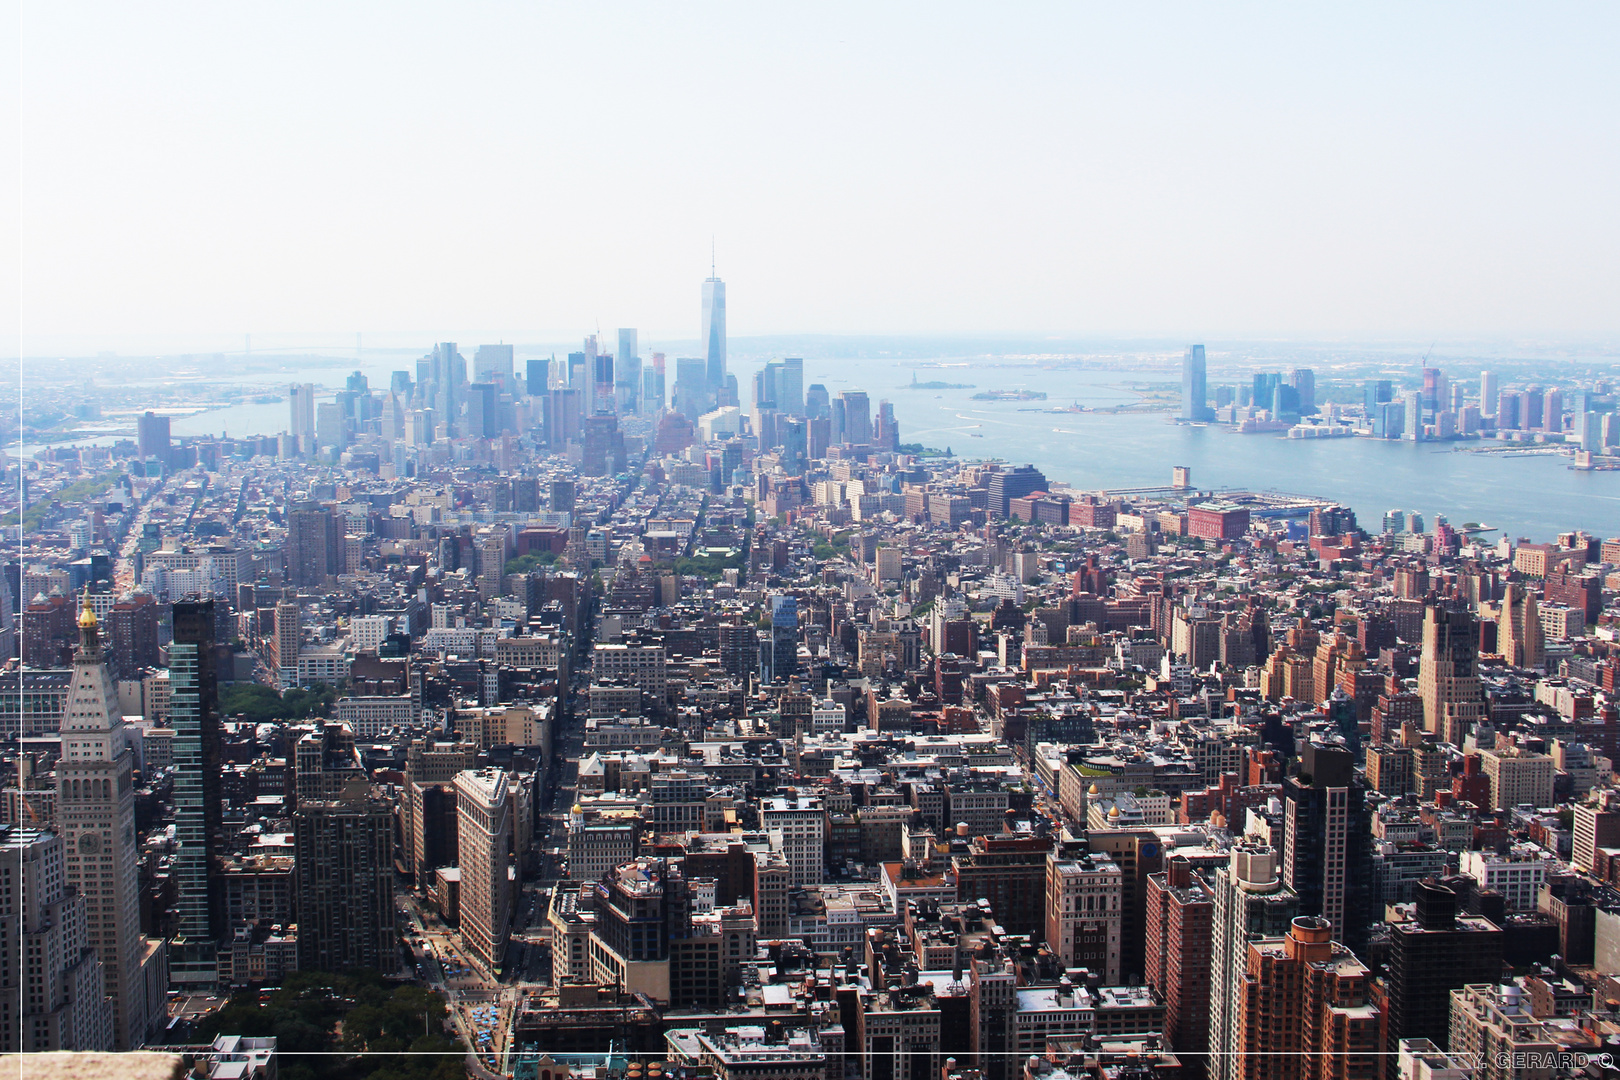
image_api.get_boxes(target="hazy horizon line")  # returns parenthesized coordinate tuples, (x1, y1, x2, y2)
(12, 329, 1620, 364)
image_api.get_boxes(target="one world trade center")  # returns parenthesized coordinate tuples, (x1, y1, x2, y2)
(702, 267, 726, 398)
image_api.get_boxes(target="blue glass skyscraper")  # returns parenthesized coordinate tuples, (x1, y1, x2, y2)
(1181, 344, 1211, 421)
(761, 594, 798, 683)
(169, 600, 221, 992)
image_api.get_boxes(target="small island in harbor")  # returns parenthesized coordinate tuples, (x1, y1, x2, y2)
(972, 389, 1047, 401)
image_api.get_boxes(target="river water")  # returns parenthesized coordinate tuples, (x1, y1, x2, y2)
(801, 357, 1620, 544)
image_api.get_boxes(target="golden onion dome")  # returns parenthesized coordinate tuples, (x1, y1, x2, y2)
(78, 605, 99, 629)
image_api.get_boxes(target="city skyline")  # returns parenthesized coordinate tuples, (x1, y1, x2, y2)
(8, 7, 1620, 1073)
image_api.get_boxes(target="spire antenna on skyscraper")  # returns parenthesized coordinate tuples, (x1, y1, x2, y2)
(702, 259, 727, 399)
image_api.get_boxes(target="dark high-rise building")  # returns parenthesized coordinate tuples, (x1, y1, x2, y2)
(1374, 400, 1404, 440)
(511, 476, 539, 513)
(21, 592, 75, 667)
(581, 415, 618, 477)
(764, 594, 798, 683)
(1382, 880, 1502, 1076)
(718, 619, 754, 680)
(1364, 380, 1393, 416)
(592, 353, 615, 415)
(1252, 373, 1281, 414)
(550, 479, 577, 514)
(284, 502, 342, 589)
(779, 418, 808, 475)
(952, 835, 1052, 938)
(413, 784, 459, 892)
(721, 439, 744, 483)
(1271, 382, 1301, 423)
(593, 856, 671, 965)
(169, 600, 223, 989)
(294, 787, 399, 975)
(987, 464, 1047, 520)
(1418, 605, 1483, 745)
(1289, 368, 1316, 415)
(526, 356, 551, 397)
(1281, 742, 1373, 951)
(104, 592, 162, 681)
(136, 411, 170, 463)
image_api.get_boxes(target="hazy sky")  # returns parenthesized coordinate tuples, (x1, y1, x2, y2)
(14, 3, 1620, 351)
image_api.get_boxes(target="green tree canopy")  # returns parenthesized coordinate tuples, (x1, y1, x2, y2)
(194, 971, 462, 1080)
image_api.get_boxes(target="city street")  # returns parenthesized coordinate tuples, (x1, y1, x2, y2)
(392, 664, 590, 1067)
(111, 476, 165, 592)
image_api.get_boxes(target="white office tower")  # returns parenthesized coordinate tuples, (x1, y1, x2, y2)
(1480, 371, 1498, 418)
(702, 272, 726, 397)
(55, 604, 165, 1048)
(455, 768, 512, 972)
(288, 383, 316, 450)
(0, 826, 115, 1050)
(1403, 390, 1424, 442)
(1207, 843, 1299, 1080)
(581, 334, 600, 418)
